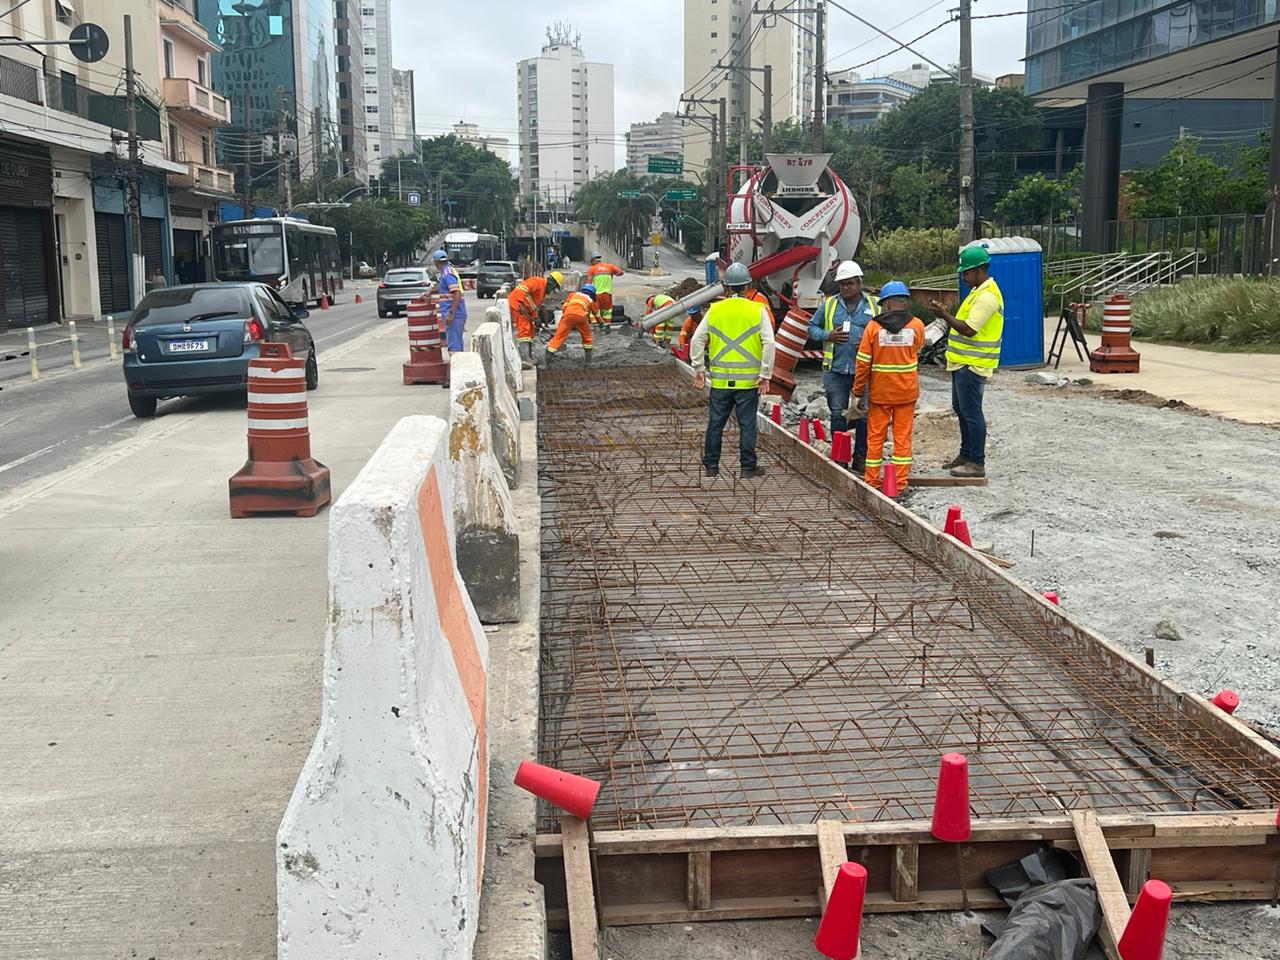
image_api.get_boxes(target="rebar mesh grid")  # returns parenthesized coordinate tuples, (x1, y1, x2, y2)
(536, 366, 1280, 832)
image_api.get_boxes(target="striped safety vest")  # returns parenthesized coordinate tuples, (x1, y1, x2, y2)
(706, 296, 764, 390)
(649, 294, 676, 341)
(820, 293, 879, 371)
(945, 277, 1004, 371)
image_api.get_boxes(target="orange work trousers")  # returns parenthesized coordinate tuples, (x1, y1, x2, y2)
(595, 292, 614, 323)
(863, 401, 915, 489)
(514, 308, 536, 343)
(547, 311, 594, 353)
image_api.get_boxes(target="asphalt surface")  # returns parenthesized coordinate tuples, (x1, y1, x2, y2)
(0, 281, 391, 496)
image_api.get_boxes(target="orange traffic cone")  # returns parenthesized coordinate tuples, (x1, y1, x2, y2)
(319, 292, 330, 310)
(814, 862, 867, 960)
(354, 290, 363, 304)
(403, 295, 449, 385)
(1116, 879, 1172, 960)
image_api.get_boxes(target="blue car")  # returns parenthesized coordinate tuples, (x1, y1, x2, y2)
(122, 282, 316, 418)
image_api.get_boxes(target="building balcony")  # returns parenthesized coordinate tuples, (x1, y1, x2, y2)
(169, 158, 235, 196)
(163, 78, 230, 126)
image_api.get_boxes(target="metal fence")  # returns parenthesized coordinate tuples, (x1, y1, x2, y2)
(991, 215, 1269, 276)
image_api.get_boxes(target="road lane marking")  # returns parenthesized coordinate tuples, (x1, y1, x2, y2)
(0, 414, 134, 476)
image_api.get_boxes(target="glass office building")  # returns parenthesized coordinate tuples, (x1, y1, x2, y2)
(1027, 0, 1280, 95)
(199, 0, 339, 186)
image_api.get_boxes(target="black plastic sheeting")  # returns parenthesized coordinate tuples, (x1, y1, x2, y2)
(982, 849, 1102, 960)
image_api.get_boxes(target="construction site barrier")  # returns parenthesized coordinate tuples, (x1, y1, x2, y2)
(1089, 294, 1141, 374)
(766, 307, 812, 401)
(277, 415, 488, 959)
(494, 298, 524, 394)
(470, 321, 521, 487)
(403, 295, 450, 385)
(449, 352, 520, 624)
(228, 342, 330, 518)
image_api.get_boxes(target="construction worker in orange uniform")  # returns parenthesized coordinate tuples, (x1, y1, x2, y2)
(586, 252, 624, 332)
(546, 283, 597, 367)
(852, 281, 926, 493)
(645, 293, 676, 345)
(508, 270, 563, 367)
(675, 304, 701, 360)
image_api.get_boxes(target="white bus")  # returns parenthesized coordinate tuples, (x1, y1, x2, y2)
(211, 218, 342, 306)
(443, 231, 501, 278)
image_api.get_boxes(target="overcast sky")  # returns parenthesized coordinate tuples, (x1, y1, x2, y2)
(396, 0, 1030, 169)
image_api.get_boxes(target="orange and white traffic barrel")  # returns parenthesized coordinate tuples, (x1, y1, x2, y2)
(765, 306, 811, 400)
(403, 295, 450, 385)
(1089, 294, 1141, 373)
(228, 341, 331, 518)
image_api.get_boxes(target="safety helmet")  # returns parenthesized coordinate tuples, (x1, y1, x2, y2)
(547, 270, 563, 290)
(723, 262, 751, 287)
(879, 280, 910, 300)
(686, 304, 702, 315)
(579, 283, 596, 298)
(834, 260, 863, 282)
(590, 251, 602, 262)
(957, 244, 991, 272)
(432, 250, 448, 262)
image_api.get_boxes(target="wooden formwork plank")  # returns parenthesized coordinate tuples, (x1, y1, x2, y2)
(891, 843, 920, 902)
(1123, 848, 1152, 896)
(816, 820, 847, 909)
(686, 851, 712, 911)
(561, 816, 599, 960)
(1071, 810, 1131, 960)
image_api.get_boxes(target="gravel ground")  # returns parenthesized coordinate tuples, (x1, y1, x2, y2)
(552, 342, 1280, 960)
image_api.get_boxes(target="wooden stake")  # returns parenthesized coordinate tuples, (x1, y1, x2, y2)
(816, 820, 846, 909)
(562, 816, 600, 959)
(1071, 809, 1132, 960)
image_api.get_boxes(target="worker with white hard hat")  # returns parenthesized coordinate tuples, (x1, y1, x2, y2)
(691, 262, 776, 478)
(807, 259, 880, 472)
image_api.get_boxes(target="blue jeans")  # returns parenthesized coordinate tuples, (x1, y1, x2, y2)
(703, 387, 759, 470)
(444, 311, 467, 352)
(951, 365, 988, 466)
(822, 370, 868, 458)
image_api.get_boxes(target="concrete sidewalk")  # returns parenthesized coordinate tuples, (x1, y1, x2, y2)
(0, 320, 445, 959)
(1042, 315, 1280, 423)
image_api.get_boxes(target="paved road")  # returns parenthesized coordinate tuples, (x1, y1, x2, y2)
(0, 282, 395, 495)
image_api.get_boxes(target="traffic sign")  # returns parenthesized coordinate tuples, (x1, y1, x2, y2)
(617, 190, 643, 200)
(69, 23, 109, 64)
(650, 233, 662, 246)
(406, 191, 421, 206)
(647, 156, 683, 175)
(664, 188, 698, 202)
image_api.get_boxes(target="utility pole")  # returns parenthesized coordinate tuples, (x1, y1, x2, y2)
(123, 15, 146, 298)
(242, 85, 253, 218)
(958, 0, 976, 243)
(397, 157, 403, 202)
(718, 97, 727, 251)
(313, 107, 324, 202)
(813, 1, 825, 151)
(276, 87, 290, 213)
(763, 64, 773, 156)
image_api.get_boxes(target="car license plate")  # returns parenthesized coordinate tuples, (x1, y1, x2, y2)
(168, 339, 209, 353)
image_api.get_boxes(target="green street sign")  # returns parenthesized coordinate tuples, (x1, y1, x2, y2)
(617, 190, 643, 199)
(647, 156, 683, 174)
(665, 188, 698, 202)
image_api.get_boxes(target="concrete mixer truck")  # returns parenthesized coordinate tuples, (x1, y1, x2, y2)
(641, 152, 863, 400)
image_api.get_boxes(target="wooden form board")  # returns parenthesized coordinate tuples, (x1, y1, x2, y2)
(560, 816, 599, 959)
(537, 812, 1280, 928)
(1071, 810, 1132, 960)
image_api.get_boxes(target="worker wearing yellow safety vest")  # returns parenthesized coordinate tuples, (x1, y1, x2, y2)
(691, 262, 776, 478)
(586, 252, 625, 331)
(807, 260, 879, 472)
(645, 293, 677, 345)
(929, 244, 1003, 479)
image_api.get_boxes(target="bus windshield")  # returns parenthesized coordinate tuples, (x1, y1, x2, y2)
(213, 225, 285, 280)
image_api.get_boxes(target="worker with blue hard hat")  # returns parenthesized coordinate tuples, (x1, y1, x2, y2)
(851, 280, 925, 493)
(546, 283, 598, 366)
(432, 250, 468, 353)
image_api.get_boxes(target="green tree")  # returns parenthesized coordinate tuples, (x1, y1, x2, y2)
(324, 199, 442, 268)
(886, 161, 955, 228)
(573, 168, 708, 252)
(386, 135, 518, 235)
(1123, 136, 1236, 218)
(994, 168, 1082, 224)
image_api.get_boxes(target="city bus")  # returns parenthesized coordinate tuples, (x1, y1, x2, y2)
(211, 218, 342, 306)
(443, 231, 501, 279)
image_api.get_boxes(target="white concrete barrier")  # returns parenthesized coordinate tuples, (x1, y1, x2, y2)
(470, 321, 521, 488)
(277, 415, 488, 959)
(493, 299, 524, 394)
(449, 352, 520, 623)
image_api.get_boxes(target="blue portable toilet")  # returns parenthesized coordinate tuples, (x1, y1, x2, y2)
(705, 252, 721, 286)
(957, 237, 1043, 368)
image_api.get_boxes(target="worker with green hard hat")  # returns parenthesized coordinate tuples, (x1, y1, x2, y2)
(928, 243, 1004, 479)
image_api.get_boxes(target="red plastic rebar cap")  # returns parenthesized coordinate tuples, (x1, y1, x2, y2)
(930, 752, 971, 842)
(513, 759, 601, 821)
(813, 862, 868, 960)
(1117, 878, 1172, 960)
(943, 504, 961, 536)
(831, 431, 851, 464)
(1211, 689, 1239, 714)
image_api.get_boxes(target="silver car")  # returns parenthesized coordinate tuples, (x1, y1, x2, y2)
(376, 267, 432, 317)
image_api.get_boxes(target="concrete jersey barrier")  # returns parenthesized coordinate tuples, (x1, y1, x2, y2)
(449, 352, 521, 624)
(277, 415, 488, 959)
(470, 321, 521, 488)
(494, 299, 524, 394)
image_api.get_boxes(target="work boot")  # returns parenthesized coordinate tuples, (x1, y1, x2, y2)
(940, 454, 964, 471)
(583, 349, 593, 368)
(543, 349, 555, 368)
(851, 455, 866, 474)
(518, 341, 535, 370)
(950, 461, 986, 478)
(704, 466, 719, 478)
(741, 465, 766, 478)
